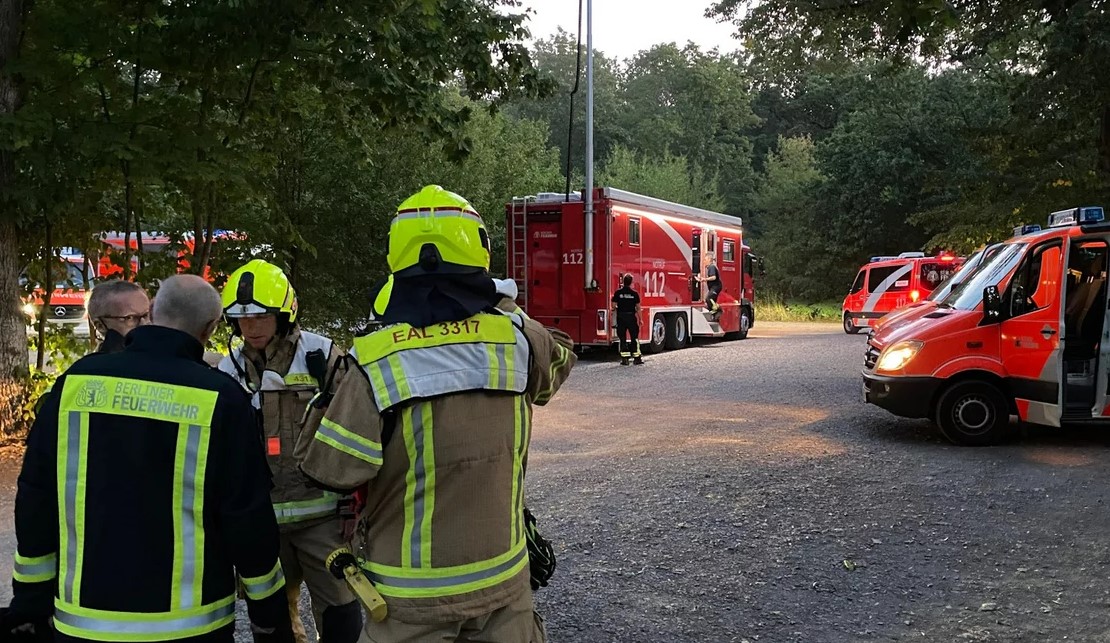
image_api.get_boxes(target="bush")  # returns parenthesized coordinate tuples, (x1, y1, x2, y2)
(756, 292, 841, 323)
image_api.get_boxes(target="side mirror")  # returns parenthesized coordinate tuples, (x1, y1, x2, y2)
(1009, 284, 1027, 318)
(983, 285, 1003, 321)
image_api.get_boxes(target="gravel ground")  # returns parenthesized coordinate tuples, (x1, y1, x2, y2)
(5, 321, 1110, 642)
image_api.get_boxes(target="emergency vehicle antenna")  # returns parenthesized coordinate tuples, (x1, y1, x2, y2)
(583, 0, 596, 291)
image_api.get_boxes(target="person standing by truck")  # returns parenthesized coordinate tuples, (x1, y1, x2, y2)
(611, 274, 644, 366)
(699, 253, 722, 316)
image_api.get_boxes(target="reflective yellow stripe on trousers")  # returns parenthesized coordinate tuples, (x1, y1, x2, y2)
(55, 375, 232, 641)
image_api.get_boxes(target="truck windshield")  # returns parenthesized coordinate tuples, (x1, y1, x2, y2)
(944, 242, 1029, 311)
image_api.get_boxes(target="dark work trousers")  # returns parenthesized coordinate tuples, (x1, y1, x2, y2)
(616, 313, 641, 358)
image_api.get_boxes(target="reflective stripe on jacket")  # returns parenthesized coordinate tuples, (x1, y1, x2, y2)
(11, 326, 287, 640)
(299, 310, 576, 623)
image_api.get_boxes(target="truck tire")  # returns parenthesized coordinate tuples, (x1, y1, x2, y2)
(843, 312, 860, 335)
(646, 313, 666, 354)
(934, 379, 1010, 446)
(664, 313, 688, 350)
(726, 306, 752, 340)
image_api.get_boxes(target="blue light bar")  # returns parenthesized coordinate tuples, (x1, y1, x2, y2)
(1013, 224, 1041, 236)
(869, 255, 897, 263)
(1048, 206, 1106, 228)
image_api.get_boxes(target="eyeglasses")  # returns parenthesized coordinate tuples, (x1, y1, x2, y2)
(99, 312, 150, 324)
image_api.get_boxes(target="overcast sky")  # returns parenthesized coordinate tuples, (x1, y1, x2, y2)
(522, 0, 741, 62)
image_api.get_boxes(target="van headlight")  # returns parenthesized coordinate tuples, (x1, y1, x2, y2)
(876, 340, 923, 372)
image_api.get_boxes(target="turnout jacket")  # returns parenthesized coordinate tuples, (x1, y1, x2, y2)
(11, 326, 288, 642)
(218, 329, 345, 530)
(298, 310, 576, 624)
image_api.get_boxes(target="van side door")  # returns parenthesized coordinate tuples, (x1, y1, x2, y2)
(999, 239, 1066, 427)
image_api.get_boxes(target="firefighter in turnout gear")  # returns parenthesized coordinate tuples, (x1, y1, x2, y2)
(217, 260, 361, 643)
(298, 185, 576, 642)
(5, 275, 293, 643)
(611, 274, 643, 365)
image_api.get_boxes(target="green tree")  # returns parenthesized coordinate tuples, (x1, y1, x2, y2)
(598, 145, 726, 212)
(751, 136, 838, 300)
(707, 0, 1110, 180)
(618, 43, 758, 214)
(507, 30, 625, 188)
(0, 0, 550, 433)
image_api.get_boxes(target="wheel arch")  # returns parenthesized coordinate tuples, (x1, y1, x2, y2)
(931, 370, 1018, 416)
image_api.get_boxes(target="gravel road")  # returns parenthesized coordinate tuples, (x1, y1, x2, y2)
(4, 321, 1110, 642)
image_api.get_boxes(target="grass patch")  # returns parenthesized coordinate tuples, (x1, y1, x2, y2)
(756, 292, 841, 323)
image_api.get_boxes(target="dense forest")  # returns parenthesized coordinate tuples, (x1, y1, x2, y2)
(1, 0, 1108, 431)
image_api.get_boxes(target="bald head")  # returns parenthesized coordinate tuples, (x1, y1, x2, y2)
(152, 275, 223, 343)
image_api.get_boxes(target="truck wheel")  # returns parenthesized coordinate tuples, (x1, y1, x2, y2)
(646, 313, 666, 354)
(843, 313, 860, 335)
(664, 313, 688, 350)
(934, 380, 1010, 446)
(725, 306, 752, 340)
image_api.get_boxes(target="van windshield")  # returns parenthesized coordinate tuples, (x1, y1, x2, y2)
(927, 245, 1004, 303)
(944, 243, 1029, 310)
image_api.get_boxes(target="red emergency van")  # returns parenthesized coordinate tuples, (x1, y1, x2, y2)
(862, 206, 1109, 445)
(21, 254, 95, 336)
(843, 252, 965, 334)
(869, 243, 1005, 339)
(505, 188, 762, 352)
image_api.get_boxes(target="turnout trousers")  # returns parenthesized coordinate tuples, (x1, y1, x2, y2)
(361, 591, 545, 643)
(615, 313, 641, 358)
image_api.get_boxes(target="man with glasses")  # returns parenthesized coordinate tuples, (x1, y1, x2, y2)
(86, 280, 151, 353)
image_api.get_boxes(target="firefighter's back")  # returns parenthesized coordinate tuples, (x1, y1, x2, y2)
(13, 322, 289, 643)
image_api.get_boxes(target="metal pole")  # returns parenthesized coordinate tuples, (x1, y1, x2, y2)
(583, 0, 595, 290)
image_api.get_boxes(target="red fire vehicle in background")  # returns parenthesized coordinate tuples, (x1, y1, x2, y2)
(97, 231, 229, 279)
(21, 252, 96, 336)
(842, 252, 965, 334)
(505, 187, 763, 353)
(22, 231, 231, 334)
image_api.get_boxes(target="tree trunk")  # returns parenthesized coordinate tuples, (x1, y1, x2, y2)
(1, 0, 28, 436)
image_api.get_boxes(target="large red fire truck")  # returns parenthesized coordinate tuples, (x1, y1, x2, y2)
(505, 187, 762, 353)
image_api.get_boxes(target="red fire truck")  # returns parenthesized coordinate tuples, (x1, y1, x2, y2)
(505, 187, 762, 353)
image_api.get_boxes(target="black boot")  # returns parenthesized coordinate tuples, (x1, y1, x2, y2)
(633, 356, 644, 365)
(620, 358, 630, 366)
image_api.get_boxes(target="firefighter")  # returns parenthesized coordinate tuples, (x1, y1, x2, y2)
(217, 260, 361, 643)
(698, 253, 723, 316)
(611, 273, 643, 365)
(297, 185, 576, 642)
(86, 279, 151, 353)
(4, 275, 293, 643)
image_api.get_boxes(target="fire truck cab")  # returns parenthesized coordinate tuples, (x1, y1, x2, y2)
(863, 206, 1110, 445)
(843, 252, 965, 334)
